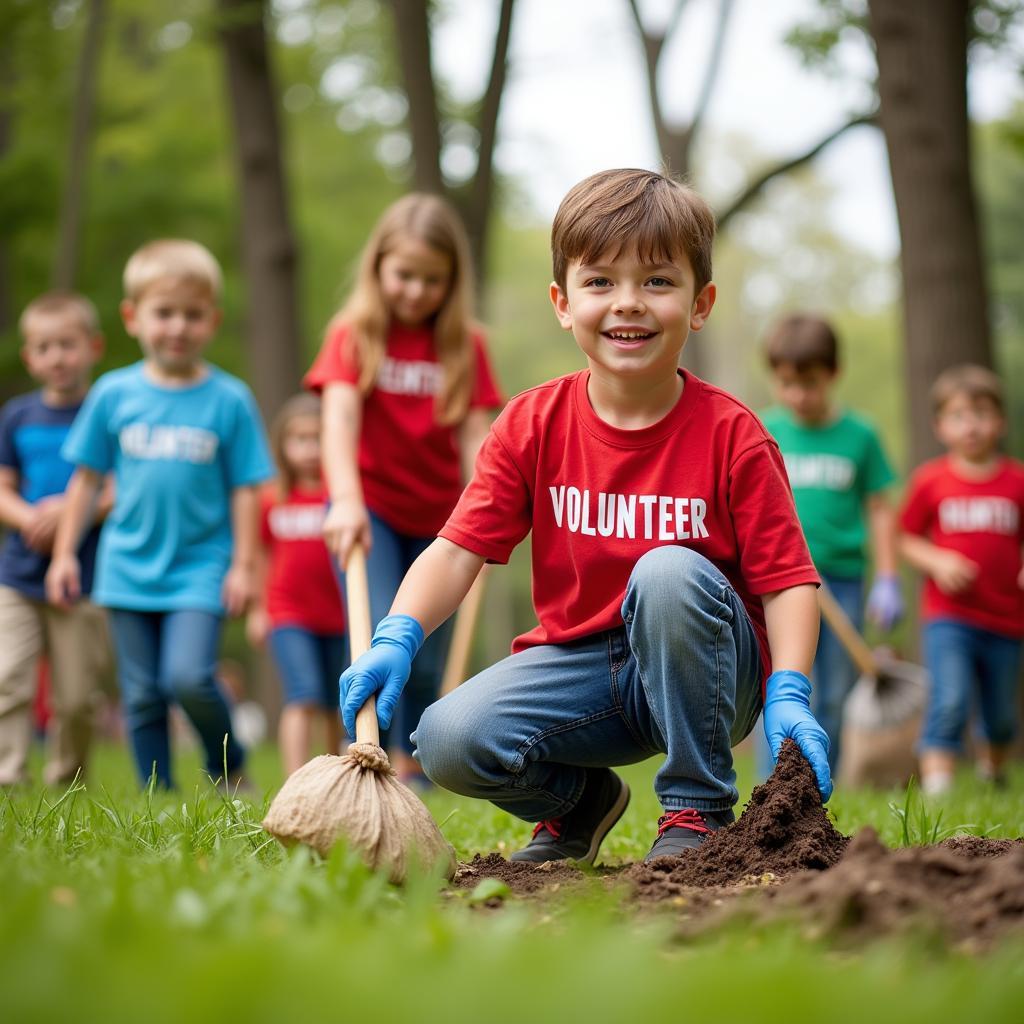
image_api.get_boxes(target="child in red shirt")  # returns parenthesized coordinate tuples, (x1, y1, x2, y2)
(305, 194, 502, 782)
(899, 365, 1024, 795)
(248, 394, 347, 777)
(340, 169, 829, 865)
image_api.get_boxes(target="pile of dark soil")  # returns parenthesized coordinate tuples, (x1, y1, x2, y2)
(450, 852, 588, 898)
(628, 738, 847, 897)
(750, 827, 1024, 949)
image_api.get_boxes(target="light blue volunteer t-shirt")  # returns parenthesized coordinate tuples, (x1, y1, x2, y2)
(63, 362, 273, 613)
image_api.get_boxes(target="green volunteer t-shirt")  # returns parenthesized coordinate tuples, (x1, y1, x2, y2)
(760, 407, 895, 578)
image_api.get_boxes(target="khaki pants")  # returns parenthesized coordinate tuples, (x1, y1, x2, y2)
(0, 585, 110, 785)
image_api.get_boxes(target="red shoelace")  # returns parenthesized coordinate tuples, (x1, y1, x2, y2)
(531, 818, 563, 840)
(656, 808, 710, 835)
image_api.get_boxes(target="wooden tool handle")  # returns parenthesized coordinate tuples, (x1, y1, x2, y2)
(345, 543, 379, 745)
(817, 583, 878, 678)
(439, 567, 488, 696)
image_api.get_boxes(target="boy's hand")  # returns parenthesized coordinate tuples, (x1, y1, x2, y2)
(865, 574, 903, 630)
(45, 554, 81, 609)
(222, 563, 257, 618)
(340, 614, 424, 738)
(763, 669, 833, 802)
(23, 496, 65, 554)
(323, 497, 372, 569)
(929, 549, 978, 595)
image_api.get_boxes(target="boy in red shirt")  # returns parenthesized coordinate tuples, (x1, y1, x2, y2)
(340, 169, 830, 863)
(899, 365, 1024, 795)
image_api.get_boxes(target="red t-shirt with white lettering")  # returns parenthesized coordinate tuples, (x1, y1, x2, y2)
(260, 484, 346, 634)
(440, 370, 819, 680)
(899, 455, 1024, 638)
(304, 321, 503, 537)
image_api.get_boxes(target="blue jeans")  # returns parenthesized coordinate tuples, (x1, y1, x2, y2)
(269, 627, 348, 709)
(755, 573, 862, 778)
(338, 511, 454, 754)
(413, 546, 763, 819)
(107, 608, 243, 788)
(920, 618, 1022, 752)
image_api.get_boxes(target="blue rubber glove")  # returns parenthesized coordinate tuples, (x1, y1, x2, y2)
(763, 669, 833, 802)
(339, 614, 425, 738)
(865, 574, 903, 631)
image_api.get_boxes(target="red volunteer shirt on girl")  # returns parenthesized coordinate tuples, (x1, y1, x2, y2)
(900, 455, 1024, 638)
(440, 369, 819, 681)
(304, 322, 503, 537)
(260, 485, 346, 635)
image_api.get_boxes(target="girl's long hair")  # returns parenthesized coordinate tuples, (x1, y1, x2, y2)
(270, 392, 323, 502)
(328, 193, 476, 425)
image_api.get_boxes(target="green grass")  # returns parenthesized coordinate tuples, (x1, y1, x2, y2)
(3, 744, 1024, 1023)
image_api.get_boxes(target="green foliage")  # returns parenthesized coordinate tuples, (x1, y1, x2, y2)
(886, 777, 979, 847)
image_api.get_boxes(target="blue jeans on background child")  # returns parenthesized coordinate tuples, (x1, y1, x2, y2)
(755, 573, 862, 779)
(412, 546, 763, 819)
(269, 627, 348, 709)
(107, 608, 243, 788)
(920, 618, 1022, 752)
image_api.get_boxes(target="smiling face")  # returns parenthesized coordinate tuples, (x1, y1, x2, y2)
(549, 246, 715, 383)
(21, 310, 103, 402)
(378, 237, 453, 328)
(121, 277, 221, 381)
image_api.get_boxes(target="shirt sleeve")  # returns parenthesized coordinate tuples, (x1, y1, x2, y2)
(225, 387, 274, 489)
(862, 423, 896, 495)
(728, 439, 820, 595)
(438, 419, 532, 563)
(899, 470, 933, 537)
(61, 384, 115, 473)
(259, 489, 274, 547)
(304, 322, 360, 393)
(469, 331, 504, 410)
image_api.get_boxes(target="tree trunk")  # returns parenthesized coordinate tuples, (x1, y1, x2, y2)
(219, 0, 302, 421)
(388, 0, 445, 195)
(867, 0, 992, 464)
(53, 0, 106, 291)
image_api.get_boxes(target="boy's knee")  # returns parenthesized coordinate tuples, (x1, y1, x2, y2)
(414, 699, 496, 795)
(626, 545, 728, 620)
(168, 670, 212, 706)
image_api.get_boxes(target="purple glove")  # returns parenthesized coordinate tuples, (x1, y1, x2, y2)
(866, 575, 903, 631)
(763, 669, 833, 802)
(339, 614, 424, 738)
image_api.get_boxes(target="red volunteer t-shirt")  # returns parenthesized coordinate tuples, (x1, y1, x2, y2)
(260, 484, 346, 634)
(899, 456, 1024, 638)
(440, 370, 820, 680)
(304, 321, 503, 537)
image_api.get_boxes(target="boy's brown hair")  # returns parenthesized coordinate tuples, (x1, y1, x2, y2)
(19, 291, 100, 339)
(764, 314, 839, 373)
(930, 364, 1004, 416)
(551, 169, 716, 292)
(123, 239, 223, 302)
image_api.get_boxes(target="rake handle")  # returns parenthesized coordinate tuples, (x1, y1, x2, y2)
(439, 566, 488, 696)
(817, 582, 879, 679)
(345, 543, 379, 746)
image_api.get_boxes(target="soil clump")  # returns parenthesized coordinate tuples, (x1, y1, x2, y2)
(627, 738, 847, 897)
(451, 852, 588, 898)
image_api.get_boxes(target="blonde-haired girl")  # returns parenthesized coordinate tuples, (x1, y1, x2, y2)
(305, 193, 502, 783)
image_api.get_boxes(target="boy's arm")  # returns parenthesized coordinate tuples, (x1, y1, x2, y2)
(339, 538, 485, 737)
(321, 382, 370, 567)
(899, 530, 978, 594)
(865, 492, 904, 629)
(223, 484, 260, 618)
(761, 583, 832, 801)
(0, 466, 34, 533)
(45, 467, 103, 608)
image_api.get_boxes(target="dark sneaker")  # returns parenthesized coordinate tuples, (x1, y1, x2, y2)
(644, 807, 734, 863)
(509, 768, 630, 865)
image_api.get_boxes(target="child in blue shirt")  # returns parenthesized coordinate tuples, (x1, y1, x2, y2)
(0, 292, 109, 787)
(47, 240, 273, 789)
